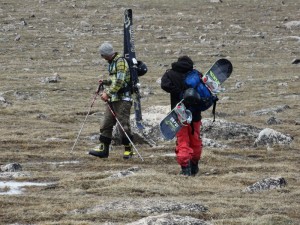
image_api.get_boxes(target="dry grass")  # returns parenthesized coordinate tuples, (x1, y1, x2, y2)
(0, 0, 300, 224)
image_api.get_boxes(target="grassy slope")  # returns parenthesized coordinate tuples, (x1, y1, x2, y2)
(0, 0, 299, 224)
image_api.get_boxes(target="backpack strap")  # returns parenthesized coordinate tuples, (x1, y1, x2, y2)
(190, 122, 195, 135)
(211, 96, 219, 122)
(114, 57, 127, 73)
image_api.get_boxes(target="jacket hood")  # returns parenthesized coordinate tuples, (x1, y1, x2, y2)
(171, 60, 193, 73)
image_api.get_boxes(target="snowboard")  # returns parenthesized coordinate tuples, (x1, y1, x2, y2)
(123, 9, 144, 130)
(159, 101, 192, 140)
(160, 59, 233, 140)
(202, 58, 232, 94)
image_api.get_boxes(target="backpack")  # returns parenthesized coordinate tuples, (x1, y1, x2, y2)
(115, 57, 147, 77)
(183, 69, 218, 120)
(113, 57, 148, 94)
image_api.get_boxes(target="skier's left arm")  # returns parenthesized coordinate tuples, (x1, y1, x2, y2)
(161, 71, 182, 94)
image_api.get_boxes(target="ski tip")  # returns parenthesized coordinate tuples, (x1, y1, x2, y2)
(125, 9, 132, 14)
(161, 135, 175, 141)
(136, 122, 145, 130)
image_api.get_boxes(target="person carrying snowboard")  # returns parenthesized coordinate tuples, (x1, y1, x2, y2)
(161, 56, 203, 176)
(89, 42, 134, 159)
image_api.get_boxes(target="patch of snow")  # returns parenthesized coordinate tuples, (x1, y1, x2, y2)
(0, 181, 54, 195)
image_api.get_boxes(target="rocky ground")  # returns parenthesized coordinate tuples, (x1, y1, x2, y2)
(0, 0, 299, 224)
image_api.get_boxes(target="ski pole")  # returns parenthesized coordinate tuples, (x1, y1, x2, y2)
(106, 102, 144, 162)
(70, 84, 101, 153)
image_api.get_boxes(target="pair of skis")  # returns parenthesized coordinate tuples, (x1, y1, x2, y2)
(123, 9, 144, 130)
(124, 9, 156, 147)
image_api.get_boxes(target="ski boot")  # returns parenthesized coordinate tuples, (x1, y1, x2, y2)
(89, 143, 109, 158)
(122, 136, 134, 159)
(123, 144, 134, 159)
(89, 136, 111, 158)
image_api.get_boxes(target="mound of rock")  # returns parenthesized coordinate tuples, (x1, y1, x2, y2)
(127, 213, 212, 225)
(243, 177, 287, 193)
(254, 128, 293, 147)
(72, 199, 208, 216)
(0, 163, 22, 172)
(110, 105, 294, 149)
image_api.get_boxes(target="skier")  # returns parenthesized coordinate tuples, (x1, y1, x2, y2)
(89, 42, 134, 159)
(161, 56, 203, 176)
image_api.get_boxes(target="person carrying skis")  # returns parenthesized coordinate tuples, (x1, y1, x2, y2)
(161, 56, 203, 176)
(89, 42, 134, 159)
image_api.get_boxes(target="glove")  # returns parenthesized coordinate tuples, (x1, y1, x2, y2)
(99, 79, 112, 86)
(100, 91, 110, 102)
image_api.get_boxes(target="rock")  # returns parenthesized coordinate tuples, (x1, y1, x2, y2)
(20, 18, 27, 26)
(127, 213, 212, 225)
(251, 105, 290, 116)
(243, 177, 287, 193)
(254, 128, 293, 147)
(266, 116, 281, 125)
(202, 138, 227, 149)
(128, 105, 170, 144)
(201, 118, 261, 141)
(111, 106, 291, 149)
(45, 137, 65, 142)
(284, 21, 300, 29)
(83, 199, 208, 215)
(37, 113, 48, 120)
(0, 95, 12, 107)
(41, 73, 61, 83)
(108, 167, 141, 179)
(278, 82, 288, 87)
(14, 34, 21, 41)
(0, 96, 5, 102)
(0, 171, 31, 179)
(14, 91, 30, 100)
(1, 163, 22, 172)
(80, 20, 93, 32)
(235, 81, 244, 89)
(2, 24, 16, 32)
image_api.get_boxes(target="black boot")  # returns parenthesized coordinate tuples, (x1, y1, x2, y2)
(180, 161, 191, 176)
(89, 143, 109, 158)
(89, 136, 111, 158)
(191, 161, 199, 176)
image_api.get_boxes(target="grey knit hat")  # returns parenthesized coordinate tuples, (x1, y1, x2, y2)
(99, 42, 114, 56)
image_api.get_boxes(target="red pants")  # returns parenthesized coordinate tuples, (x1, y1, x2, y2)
(175, 121, 202, 167)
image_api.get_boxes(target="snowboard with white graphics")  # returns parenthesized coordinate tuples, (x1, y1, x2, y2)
(159, 101, 192, 140)
(202, 58, 232, 94)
